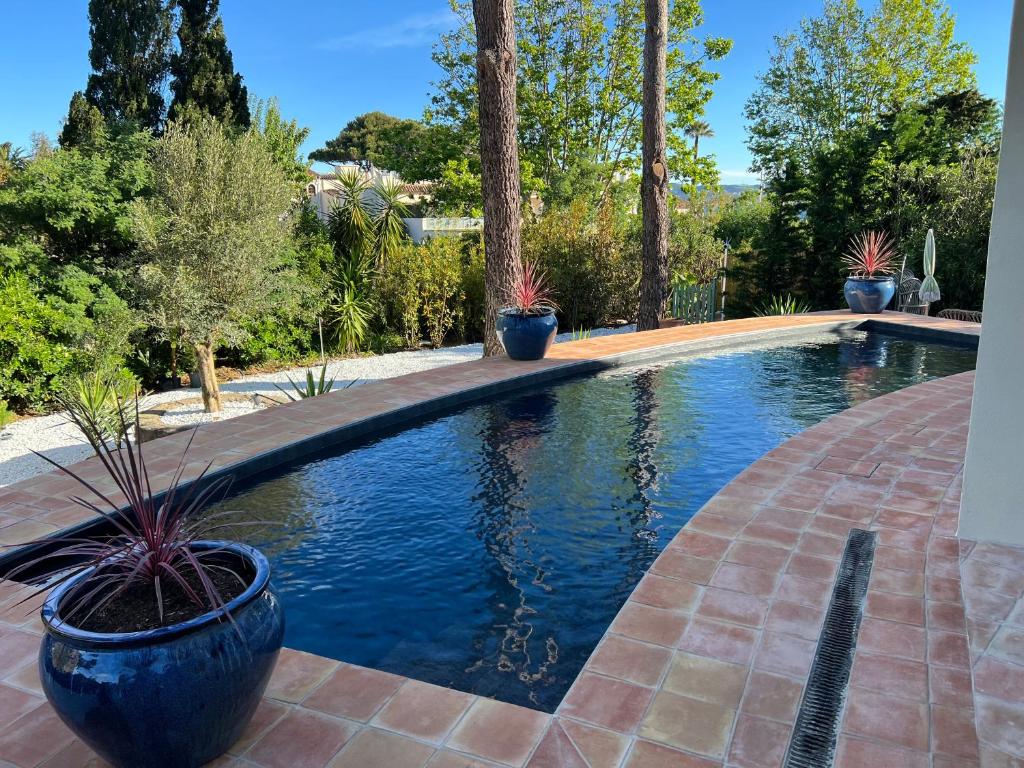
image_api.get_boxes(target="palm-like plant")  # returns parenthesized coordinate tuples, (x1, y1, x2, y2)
(843, 230, 897, 278)
(370, 177, 410, 267)
(686, 120, 714, 157)
(506, 258, 557, 315)
(58, 370, 140, 456)
(5, 406, 240, 629)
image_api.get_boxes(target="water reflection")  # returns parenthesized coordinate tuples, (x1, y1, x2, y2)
(206, 331, 976, 712)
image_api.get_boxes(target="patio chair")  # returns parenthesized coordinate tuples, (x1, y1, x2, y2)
(937, 308, 982, 323)
(894, 268, 930, 315)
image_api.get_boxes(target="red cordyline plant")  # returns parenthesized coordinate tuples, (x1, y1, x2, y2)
(506, 258, 558, 315)
(843, 230, 898, 278)
(5, 404, 244, 629)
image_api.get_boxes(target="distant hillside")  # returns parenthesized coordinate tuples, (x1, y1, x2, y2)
(670, 182, 760, 200)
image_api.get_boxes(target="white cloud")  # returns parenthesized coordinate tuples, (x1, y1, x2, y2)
(317, 10, 458, 51)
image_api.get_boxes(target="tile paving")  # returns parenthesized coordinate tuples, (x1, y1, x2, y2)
(2, 311, 1019, 767)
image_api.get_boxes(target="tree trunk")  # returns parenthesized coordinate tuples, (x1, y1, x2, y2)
(637, 0, 670, 332)
(473, 0, 522, 356)
(194, 341, 222, 413)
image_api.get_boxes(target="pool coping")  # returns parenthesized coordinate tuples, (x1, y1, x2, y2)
(0, 310, 996, 768)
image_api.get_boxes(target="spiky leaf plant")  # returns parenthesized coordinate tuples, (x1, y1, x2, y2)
(58, 369, 140, 456)
(755, 294, 812, 316)
(842, 230, 897, 278)
(3, 404, 245, 631)
(274, 364, 348, 401)
(505, 258, 558, 315)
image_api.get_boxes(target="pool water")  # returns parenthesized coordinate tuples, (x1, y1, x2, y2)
(211, 330, 975, 711)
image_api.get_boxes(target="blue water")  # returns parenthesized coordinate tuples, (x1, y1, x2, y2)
(212, 330, 975, 711)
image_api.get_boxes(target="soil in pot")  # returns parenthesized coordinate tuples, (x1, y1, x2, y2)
(69, 558, 254, 634)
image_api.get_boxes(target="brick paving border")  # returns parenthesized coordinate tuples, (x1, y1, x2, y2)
(2, 311, 1010, 768)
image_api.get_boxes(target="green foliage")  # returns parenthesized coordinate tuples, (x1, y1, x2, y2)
(250, 98, 311, 186)
(84, 0, 173, 130)
(755, 294, 811, 316)
(522, 199, 639, 329)
(58, 368, 138, 455)
(745, 0, 977, 181)
(60, 92, 107, 150)
(326, 280, 372, 354)
(417, 237, 465, 348)
(131, 116, 300, 353)
(429, 159, 484, 216)
(0, 143, 27, 186)
(275, 365, 336, 401)
(0, 129, 153, 269)
(431, 0, 732, 191)
(310, 112, 431, 179)
(169, 0, 250, 128)
(368, 331, 406, 354)
(0, 400, 12, 431)
(376, 242, 422, 347)
(0, 272, 82, 410)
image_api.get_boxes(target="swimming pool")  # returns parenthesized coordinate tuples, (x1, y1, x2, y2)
(211, 329, 976, 711)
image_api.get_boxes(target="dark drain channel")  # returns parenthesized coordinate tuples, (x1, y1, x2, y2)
(783, 528, 876, 768)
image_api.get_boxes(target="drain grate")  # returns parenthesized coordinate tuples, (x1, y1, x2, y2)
(783, 528, 877, 768)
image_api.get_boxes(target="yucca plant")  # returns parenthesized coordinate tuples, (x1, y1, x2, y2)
(842, 230, 897, 278)
(4, 404, 241, 629)
(755, 294, 812, 316)
(370, 177, 410, 267)
(58, 369, 140, 456)
(327, 280, 372, 354)
(505, 258, 558, 315)
(274, 364, 337, 401)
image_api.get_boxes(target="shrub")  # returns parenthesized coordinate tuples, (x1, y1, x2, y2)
(376, 242, 422, 347)
(0, 272, 82, 411)
(57, 368, 138, 455)
(418, 237, 465, 348)
(0, 400, 12, 431)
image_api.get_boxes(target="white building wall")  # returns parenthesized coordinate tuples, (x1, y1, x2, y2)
(959, 0, 1024, 544)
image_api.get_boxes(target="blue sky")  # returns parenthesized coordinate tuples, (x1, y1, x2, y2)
(0, 1, 1013, 184)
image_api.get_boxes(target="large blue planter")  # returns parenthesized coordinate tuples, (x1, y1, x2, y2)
(496, 308, 558, 360)
(844, 276, 896, 314)
(39, 542, 284, 768)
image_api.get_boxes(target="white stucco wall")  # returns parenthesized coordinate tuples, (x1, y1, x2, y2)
(959, 0, 1024, 544)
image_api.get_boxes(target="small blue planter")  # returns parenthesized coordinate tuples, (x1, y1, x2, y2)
(39, 542, 284, 768)
(844, 276, 896, 314)
(496, 308, 558, 360)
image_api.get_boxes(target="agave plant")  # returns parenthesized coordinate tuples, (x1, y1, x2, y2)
(755, 294, 812, 316)
(5, 405, 241, 629)
(842, 230, 897, 278)
(506, 258, 557, 315)
(274, 365, 346, 401)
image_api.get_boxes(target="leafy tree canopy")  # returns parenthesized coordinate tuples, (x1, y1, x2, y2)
(168, 0, 250, 128)
(429, 0, 732, 192)
(60, 92, 107, 150)
(309, 112, 433, 180)
(745, 0, 977, 181)
(84, 0, 174, 131)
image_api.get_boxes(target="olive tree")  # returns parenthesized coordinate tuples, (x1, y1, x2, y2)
(131, 117, 296, 412)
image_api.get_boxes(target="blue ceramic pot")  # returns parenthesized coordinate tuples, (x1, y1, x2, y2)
(844, 276, 896, 314)
(39, 542, 284, 768)
(496, 308, 558, 360)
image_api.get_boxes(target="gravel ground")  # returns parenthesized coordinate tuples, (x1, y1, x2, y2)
(0, 325, 633, 488)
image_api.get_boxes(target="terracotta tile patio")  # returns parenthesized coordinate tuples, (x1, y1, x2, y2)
(2, 311, 1020, 767)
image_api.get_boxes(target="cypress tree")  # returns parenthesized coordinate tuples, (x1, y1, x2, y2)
(84, 0, 173, 131)
(168, 0, 250, 128)
(60, 91, 107, 149)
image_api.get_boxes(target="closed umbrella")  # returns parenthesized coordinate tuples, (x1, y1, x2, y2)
(920, 228, 940, 304)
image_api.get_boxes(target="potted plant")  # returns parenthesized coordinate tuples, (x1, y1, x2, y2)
(496, 258, 559, 360)
(842, 230, 897, 313)
(5, 408, 284, 768)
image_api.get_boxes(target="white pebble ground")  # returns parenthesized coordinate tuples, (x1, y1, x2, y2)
(0, 326, 633, 488)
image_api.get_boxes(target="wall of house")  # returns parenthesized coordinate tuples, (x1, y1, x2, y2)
(959, 0, 1024, 544)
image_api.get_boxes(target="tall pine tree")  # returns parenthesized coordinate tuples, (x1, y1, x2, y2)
(168, 0, 250, 128)
(84, 0, 173, 131)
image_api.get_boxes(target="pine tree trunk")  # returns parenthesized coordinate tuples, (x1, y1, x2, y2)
(637, 0, 670, 332)
(194, 341, 222, 413)
(473, 0, 521, 356)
